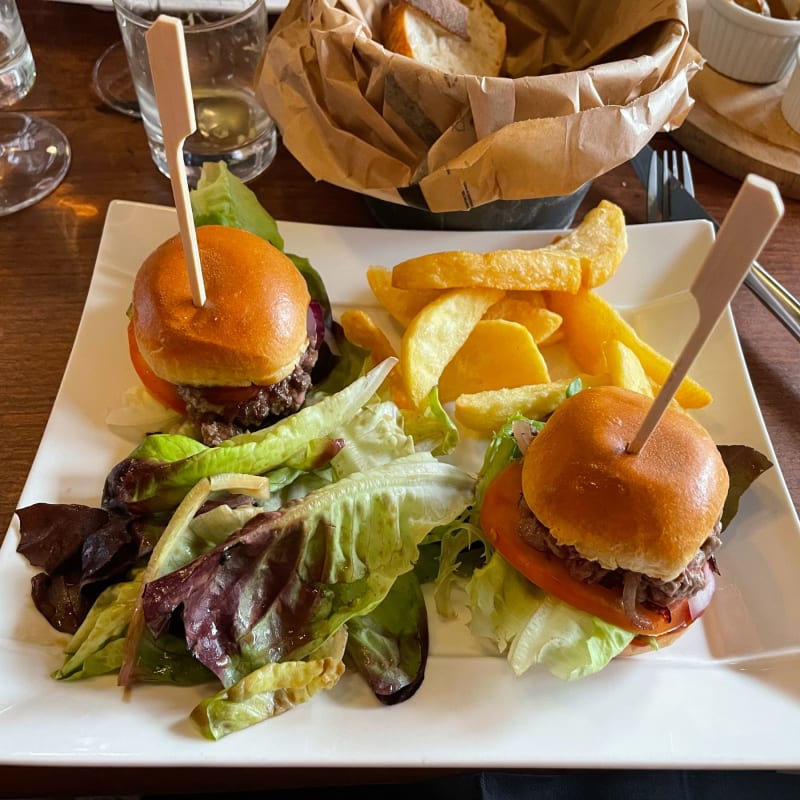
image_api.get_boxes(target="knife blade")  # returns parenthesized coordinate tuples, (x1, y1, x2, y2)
(630, 145, 800, 342)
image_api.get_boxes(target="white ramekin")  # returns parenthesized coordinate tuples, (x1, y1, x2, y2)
(781, 43, 800, 132)
(699, 0, 800, 84)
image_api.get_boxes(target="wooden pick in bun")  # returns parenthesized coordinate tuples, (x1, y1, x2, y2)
(480, 386, 730, 650)
(128, 225, 319, 445)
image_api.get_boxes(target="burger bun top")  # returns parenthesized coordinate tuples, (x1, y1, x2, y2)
(131, 225, 310, 388)
(521, 386, 729, 582)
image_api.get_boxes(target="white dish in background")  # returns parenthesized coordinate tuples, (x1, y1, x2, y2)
(781, 43, 800, 132)
(1, 201, 799, 768)
(699, 0, 800, 84)
(48, 0, 289, 14)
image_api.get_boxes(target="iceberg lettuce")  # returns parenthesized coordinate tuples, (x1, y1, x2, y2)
(467, 554, 633, 681)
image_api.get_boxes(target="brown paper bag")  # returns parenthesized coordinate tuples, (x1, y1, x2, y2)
(259, 0, 701, 213)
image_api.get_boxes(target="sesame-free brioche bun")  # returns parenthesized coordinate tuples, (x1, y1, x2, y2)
(131, 225, 310, 388)
(619, 625, 689, 657)
(521, 386, 729, 583)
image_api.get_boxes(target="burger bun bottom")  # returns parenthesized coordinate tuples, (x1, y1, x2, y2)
(620, 624, 690, 657)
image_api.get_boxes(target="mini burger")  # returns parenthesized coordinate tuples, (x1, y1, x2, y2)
(128, 225, 321, 445)
(480, 385, 730, 652)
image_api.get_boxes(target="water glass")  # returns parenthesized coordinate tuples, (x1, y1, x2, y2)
(113, 0, 277, 185)
(0, 0, 35, 105)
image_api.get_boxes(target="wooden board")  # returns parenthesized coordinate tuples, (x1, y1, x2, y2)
(672, 64, 800, 198)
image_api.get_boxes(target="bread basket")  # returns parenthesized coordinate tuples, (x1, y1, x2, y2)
(259, 0, 702, 228)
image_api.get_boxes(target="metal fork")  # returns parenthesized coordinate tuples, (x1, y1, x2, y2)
(650, 149, 800, 342)
(647, 149, 693, 223)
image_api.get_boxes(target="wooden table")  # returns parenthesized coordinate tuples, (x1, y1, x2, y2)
(1, 2, 799, 796)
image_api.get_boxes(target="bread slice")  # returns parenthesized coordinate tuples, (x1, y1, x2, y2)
(382, 0, 506, 77)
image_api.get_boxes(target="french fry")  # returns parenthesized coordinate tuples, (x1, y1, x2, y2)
(390, 200, 626, 293)
(603, 339, 653, 398)
(401, 288, 504, 408)
(505, 290, 546, 308)
(366, 266, 439, 327)
(438, 320, 550, 403)
(454, 375, 607, 434)
(391, 248, 582, 293)
(341, 309, 396, 364)
(545, 199, 628, 288)
(547, 289, 712, 408)
(484, 296, 563, 344)
(340, 309, 410, 407)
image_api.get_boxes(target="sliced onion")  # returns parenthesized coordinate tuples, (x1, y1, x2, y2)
(622, 572, 654, 630)
(688, 562, 716, 620)
(512, 420, 535, 454)
(306, 301, 325, 350)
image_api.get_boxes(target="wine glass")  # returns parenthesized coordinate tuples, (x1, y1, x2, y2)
(0, 0, 71, 216)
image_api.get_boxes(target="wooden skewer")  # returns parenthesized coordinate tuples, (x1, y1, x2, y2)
(627, 174, 784, 455)
(145, 15, 205, 307)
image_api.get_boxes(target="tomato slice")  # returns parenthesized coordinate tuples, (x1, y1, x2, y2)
(479, 461, 692, 636)
(127, 321, 186, 414)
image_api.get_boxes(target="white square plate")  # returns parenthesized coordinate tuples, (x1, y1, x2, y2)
(1, 201, 799, 768)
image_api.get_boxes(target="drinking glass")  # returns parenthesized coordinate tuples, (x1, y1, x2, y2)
(92, 39, 141, 118)
(0, 0, 70, 216)
(113, 0, 277, 186)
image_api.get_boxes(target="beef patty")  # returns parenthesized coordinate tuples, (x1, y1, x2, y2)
(516, 496, 722, 610)
(178, 342, 319, 445)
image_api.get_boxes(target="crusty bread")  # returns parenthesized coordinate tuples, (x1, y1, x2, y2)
(521, 386, 729, 582)
(382, 0, 506, 77)
(132, 225, 310, 388)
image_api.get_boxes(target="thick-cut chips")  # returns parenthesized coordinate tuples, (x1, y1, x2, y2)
(484, 296, 562, 344)
(545, 199, 628, 288)
(390, 200, 627, 293)
(367, 266, 440, 327)
(392, 248, 583, 293)
(340, 309, 410, 407)
(603, 339, 653, 398)
(438, 320, 550, 403)
(355, 200, 710, 436)
(506, 290, 546, 308)
(454, 375, 606, 434)
(547, 289, 711, 408)
(340, 309, 397, 364)
(401, 288, 503, 408)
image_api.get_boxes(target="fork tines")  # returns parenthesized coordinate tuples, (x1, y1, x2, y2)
(647, 148, 694, 222)
(647, 150, 661, 222)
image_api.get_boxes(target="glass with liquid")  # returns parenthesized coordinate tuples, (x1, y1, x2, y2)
(0, 0, 35, 105)
(113, 0, 276, 185)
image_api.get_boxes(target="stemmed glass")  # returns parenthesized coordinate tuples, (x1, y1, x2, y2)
(0, 0, 71, 216)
